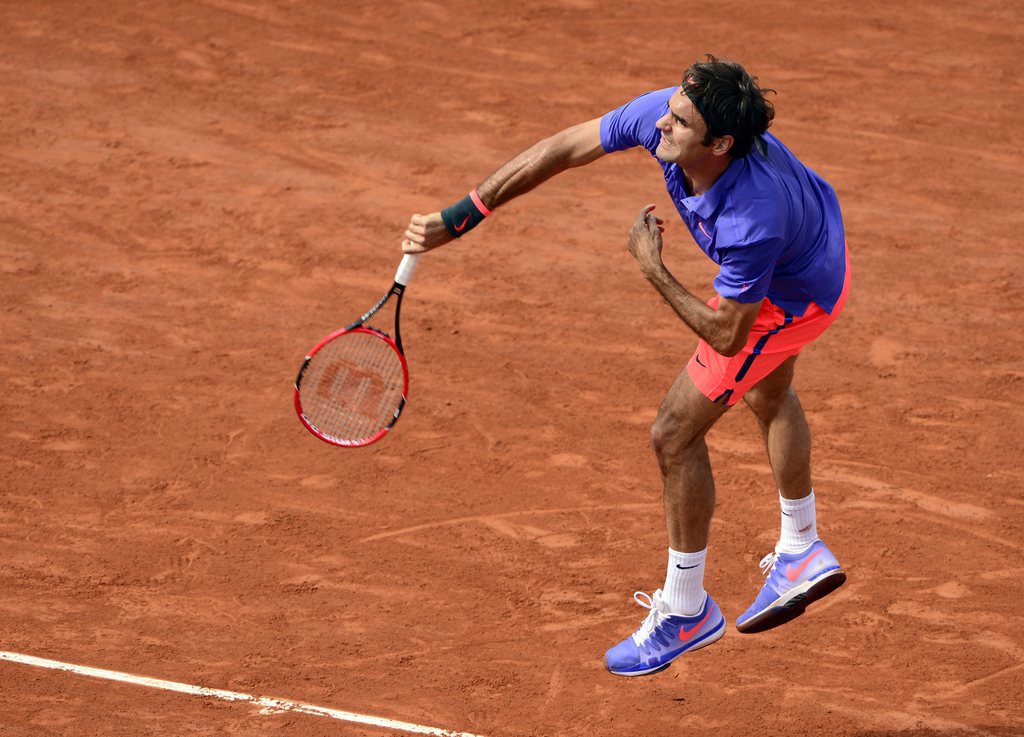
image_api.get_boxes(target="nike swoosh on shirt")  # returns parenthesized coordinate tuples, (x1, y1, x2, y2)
(785, 548, 824, 582)
(678, 610, 712, 641)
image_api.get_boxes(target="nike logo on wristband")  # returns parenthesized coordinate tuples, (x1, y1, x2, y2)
(454, 215, 470, 232)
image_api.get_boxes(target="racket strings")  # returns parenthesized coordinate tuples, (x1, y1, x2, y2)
(299, 330, 405, 443)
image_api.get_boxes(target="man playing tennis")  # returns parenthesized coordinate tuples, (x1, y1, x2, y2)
(402, 55, 849, 677)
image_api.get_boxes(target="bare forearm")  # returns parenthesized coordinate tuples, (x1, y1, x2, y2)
(476, 120, 605, 209)
(644, 265, 744, 356)
(403, 119, 603, 253)
(626, 205, 761, 356)
(476, 140, 570, 208)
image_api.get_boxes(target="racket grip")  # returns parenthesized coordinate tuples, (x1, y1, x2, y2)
(394, 253, 421, 286)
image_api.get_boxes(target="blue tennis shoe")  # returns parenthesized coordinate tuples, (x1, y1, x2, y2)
(736, 540, 846, 634)
(604, 589, 725, 677)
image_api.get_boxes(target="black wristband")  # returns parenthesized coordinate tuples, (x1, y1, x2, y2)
(440, 189, 490, 238)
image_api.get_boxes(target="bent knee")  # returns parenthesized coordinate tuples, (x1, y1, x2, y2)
(744, 385, 794, 422)
(650, 413, 705, 463)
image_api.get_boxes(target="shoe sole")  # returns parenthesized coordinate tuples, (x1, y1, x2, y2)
(735, 569, 847, 634)
(605, 618, 727, 677)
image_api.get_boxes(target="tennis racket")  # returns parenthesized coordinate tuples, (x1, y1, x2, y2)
(294, 253, 421, 447)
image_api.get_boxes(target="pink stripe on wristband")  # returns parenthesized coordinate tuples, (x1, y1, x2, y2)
(469, 188, 492, 217)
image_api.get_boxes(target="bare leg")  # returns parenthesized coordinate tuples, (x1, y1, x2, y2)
(650, 370, 731, 552)
(604, 369, 732, 673)
(743, 356, 812, 500)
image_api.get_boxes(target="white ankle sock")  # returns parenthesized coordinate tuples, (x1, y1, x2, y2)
(662, 547, 707, 615)
(776, 490, 818, 554)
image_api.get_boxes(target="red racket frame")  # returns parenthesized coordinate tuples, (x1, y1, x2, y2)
(293, 325, 410, 447)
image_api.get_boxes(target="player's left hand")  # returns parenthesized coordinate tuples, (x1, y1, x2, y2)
(627, 204, 665, 277)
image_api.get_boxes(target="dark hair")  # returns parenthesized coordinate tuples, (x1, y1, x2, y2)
(682, 55, 775, 158)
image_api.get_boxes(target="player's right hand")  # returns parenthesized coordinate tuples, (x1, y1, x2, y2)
(402, 212, 453, 253)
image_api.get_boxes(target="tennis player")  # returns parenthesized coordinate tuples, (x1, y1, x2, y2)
(403, 55, 849, 677)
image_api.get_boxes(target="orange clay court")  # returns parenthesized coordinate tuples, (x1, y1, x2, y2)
(1, 2, 1022, 736)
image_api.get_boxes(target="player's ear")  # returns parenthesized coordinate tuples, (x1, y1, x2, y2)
(712, 134, 734, 156)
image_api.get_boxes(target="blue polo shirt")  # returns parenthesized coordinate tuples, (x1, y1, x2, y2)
(599, 86, 847, 316)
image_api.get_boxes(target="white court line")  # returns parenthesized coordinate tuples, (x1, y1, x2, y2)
(0, 651, 485, 737)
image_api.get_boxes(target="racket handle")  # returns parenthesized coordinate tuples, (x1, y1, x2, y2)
(394, 253, 421, 286)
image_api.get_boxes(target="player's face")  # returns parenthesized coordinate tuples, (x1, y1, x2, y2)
(655, 88, 714, 166)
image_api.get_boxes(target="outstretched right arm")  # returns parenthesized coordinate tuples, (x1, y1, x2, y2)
(402, 117, 607, 253)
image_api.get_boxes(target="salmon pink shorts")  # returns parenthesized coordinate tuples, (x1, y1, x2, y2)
(688, 252, 851, 407)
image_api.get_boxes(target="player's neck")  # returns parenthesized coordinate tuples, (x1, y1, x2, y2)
(683, 157, 731, 197)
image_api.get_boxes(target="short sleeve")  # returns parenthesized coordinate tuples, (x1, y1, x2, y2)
(599, 87, 675, 155)
(712, 238, 785, 304)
